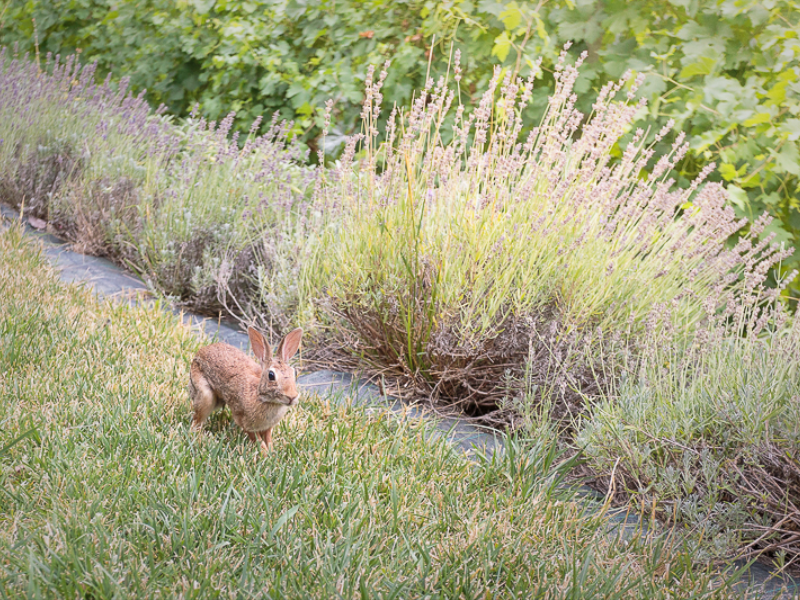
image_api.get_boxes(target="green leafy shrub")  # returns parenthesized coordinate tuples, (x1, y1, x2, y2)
(588, 0, 800, 297)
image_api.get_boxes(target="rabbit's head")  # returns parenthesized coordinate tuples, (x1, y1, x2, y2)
(248, 327, 303, 406)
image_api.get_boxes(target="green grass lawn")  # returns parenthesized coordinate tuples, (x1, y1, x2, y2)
(0, 224, 740, 598)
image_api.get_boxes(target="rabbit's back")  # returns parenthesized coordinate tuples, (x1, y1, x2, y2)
(193, 342, 261, 407)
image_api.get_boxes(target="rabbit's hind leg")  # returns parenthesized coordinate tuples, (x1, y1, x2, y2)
(189, 361, 217, 431)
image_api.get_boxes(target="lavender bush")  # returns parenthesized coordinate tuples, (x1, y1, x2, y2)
(0, 49, 310, 318)
(578, 311, 800, 562)
(308, 49, 794, 419)
(128, 111, 313, 320)
(0, 50, 168, 244)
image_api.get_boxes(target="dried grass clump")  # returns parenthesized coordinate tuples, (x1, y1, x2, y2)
(735, 443, 800, 562)
(0, 138, 83, 219)
(65, 176, 140, 255)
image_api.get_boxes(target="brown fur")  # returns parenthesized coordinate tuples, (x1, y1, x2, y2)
(189, 327, 303, 454)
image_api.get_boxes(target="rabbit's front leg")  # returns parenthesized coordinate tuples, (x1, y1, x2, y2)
(244, 430, 266, 456)
(258, 429, 273, 453)
(246, 430, 271, 455)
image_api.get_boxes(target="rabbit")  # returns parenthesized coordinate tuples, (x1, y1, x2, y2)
(188, 326, 303, 454)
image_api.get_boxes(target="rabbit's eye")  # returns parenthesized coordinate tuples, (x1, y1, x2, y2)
(268, 370, 276, 381)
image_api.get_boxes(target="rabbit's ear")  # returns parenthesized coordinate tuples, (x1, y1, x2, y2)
(277, 328, 303, 362)
(248, 327, 272, 363)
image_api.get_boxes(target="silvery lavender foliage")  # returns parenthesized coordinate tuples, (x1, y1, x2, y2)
(0, 48, 179, 223)
(174, 110, 315, 321)
(0, 49, 312, 317)
(118, 106, 312, 316)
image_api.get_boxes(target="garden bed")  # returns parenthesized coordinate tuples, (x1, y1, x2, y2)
(1, 49, 799, 567)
